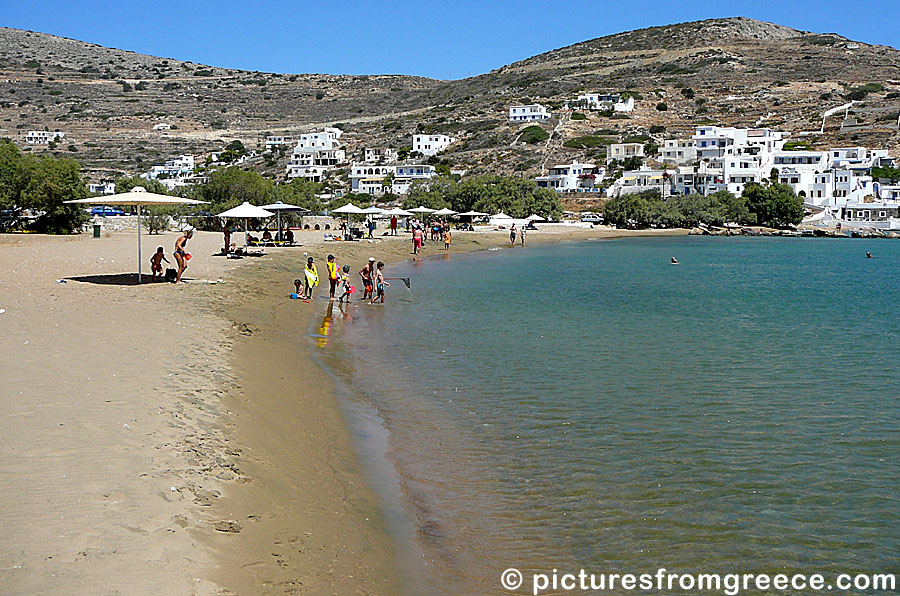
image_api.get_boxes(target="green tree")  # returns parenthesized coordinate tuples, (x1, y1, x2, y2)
(742, 182, 803, 228)
(272, 178, 323, 211)
(113, 175, 170, 195)
(19, 155, 88, 233)
(200, 167, 273, 211)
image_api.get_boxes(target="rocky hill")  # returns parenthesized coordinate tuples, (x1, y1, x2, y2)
(1, 18, 898, 185)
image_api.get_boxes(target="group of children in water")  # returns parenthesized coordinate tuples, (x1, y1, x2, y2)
(294, 254, 389, 304)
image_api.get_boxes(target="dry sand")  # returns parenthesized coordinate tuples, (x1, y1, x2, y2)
(0, 224, 684, 595)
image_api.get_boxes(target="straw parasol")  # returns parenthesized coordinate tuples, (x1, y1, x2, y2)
(217, 202, 275, 246)
(65, 186, 208, 283)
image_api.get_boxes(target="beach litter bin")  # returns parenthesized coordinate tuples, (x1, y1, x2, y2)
(92, 224, 101, 238)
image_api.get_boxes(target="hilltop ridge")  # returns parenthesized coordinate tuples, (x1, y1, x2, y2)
(0, 17, 897, 181)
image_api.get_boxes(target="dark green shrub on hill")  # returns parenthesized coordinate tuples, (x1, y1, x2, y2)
(519, 125, 549, 144)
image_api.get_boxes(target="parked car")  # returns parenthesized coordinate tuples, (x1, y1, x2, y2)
(90, 206, 126, 216)
(581, 213, 604, 224)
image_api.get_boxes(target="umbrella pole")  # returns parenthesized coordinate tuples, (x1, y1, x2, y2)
(137, 204, 142, 284)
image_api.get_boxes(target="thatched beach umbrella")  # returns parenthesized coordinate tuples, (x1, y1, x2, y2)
(65, 186, 208, 283)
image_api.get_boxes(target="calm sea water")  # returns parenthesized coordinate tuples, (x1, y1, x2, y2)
(314, 237, 900, 595)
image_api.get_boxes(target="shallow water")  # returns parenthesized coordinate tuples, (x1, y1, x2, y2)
(316, 237, 900, 595)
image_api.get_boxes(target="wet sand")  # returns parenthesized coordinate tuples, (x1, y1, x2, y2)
(0, 225, 684, 595)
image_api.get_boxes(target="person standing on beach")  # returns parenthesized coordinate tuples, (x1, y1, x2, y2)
(326, 254, 339, 300)
(443, 228, 451, 250)
(303, 256, 319, 299)
(520, 225, 526, 246)
(509, 223, 517, 246)
(359, 257, 375, 301)
(173, 228, 192, 283)
(412, 225, 423, 255)
(391, 215, 398, 236)
(372, 262, 389, 304)
(222, 223, 231, 254)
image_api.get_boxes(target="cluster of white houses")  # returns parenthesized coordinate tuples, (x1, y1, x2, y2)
(25, 130, 65, 144)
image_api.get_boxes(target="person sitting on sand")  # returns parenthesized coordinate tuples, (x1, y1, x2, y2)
(262, 229, 273, 242)
(372, 262, 389, 304)
(150, 247, 169, 281)
(173, 229, 193, 283)
(285, 227, 294, 245)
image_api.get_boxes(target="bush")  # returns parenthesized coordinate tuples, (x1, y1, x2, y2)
(571, 112, 586, 120)
(649, 125, 666, 134)
(656, 102, 668, 111)
(563, 135, 610, 149)
(680, 87, 695, 99)
(518, 125, 549, 144)
(846, 83, 884, 101)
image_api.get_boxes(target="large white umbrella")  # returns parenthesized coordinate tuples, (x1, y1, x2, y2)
(433, 207, 457, 216)
(409, 206, 437, 214)
(260, 201, 310, 236)
(458, 210, 488, 217)
(492, 212, 513, 219)
(360, 205, 385, 214)
(526, 214, 546, 221)
(332, 202, 365, 214)
(383, 207, 413, 217)
(217, 202, 274, 246)
(65, 186, 208, 284)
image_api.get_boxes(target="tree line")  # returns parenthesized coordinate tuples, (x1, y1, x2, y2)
(603, 182, 805, 229)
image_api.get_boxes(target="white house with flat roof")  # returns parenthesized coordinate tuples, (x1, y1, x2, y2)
(607, 143, 645, 164)
(566, 93, 634, 112)
(509, 104, 551, 122)
(660, 139, 697, 165)
(364, 147, 398, 164)
(349, 163, 436, 195)
(88, 180, 116, 195)
(535, 162, 604, 192)
(144, 155, 195, 180)
(265, 135, 293, 149)
(152, 123, 171, 131)
(412, 134, 453, 156)
(286, 127, 346, 180)
(25, 130, 65, 144)
(605, 167, 672, 197)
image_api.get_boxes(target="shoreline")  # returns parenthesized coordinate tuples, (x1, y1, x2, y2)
(0, 225, 687, 595)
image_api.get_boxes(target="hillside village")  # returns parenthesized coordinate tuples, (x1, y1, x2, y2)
(1, 18, 900, 227)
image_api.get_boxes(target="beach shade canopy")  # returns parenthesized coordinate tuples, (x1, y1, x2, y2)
(217, 202, 274, 219)
(360, 205, 385, 214)
(65, 186, 208, 284)
(383, 207, 413, 216)
(458, 210, 488, 217)
(526, 214, 546, 221)
(433, 207, 458, 216)
(492, 212, 513, 219)
(217, 202, 275, 247)
(332, 203, 366, 214)
(409, 206, 437, 214)
(260, 201, 310, 233)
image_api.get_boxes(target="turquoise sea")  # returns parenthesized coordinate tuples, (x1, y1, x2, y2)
(313, 237, 900, 595)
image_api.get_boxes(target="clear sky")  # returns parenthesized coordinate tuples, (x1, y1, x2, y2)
(3, 0, 898, 80)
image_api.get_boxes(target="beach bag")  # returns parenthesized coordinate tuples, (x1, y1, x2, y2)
(164, 268, 177, 282)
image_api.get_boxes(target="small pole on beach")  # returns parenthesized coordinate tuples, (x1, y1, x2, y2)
(137, 204, 142, 284)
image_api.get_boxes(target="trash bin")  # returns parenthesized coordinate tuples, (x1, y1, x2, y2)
(93, 224, 101, 238)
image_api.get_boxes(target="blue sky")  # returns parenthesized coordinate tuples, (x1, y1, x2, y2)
(3, 0, 898, 79)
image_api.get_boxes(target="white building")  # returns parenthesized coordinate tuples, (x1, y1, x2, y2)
(535, 162, 604, 192)
(144, 155, 195, 180)
(660, 139, 697, 165)
(286, 127, 346, 180)
(412, 134, 454, 156)
(509, 104, 551, 122)
(349, 163, 436, 195)
(364, 147, 398, 164)
(605, 167, 672, 197)
(25, 131, 65, 144)
(565, 93, 634, 112)
(152, 123, 171, 131)
(607, 143, 645, 164)
(88, 180, 116, 195)
(265, 135, 294, 149)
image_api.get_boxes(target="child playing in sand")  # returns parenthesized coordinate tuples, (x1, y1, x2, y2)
(150, 247, 169, 281)
(372, 261, 390, 304)
(338, 265, 354, 304)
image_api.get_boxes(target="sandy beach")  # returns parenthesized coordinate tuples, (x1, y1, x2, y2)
(0, 224, 684, 595)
